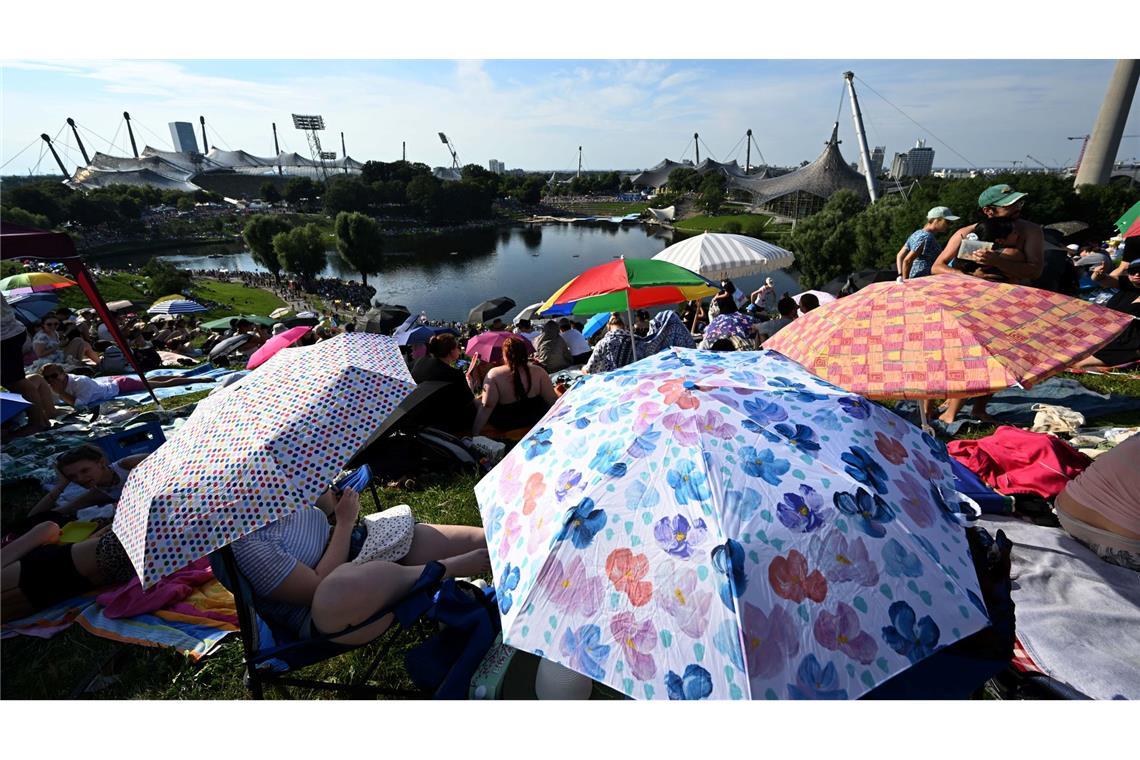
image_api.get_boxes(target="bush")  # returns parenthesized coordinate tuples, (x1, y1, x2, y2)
(140, 259, 192, 296)
(722, 220, 742, 234)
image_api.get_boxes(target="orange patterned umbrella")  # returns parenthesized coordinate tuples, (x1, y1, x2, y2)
(764, 274, 1133, 400)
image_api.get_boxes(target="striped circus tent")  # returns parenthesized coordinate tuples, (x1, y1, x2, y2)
(146, 299, 207, 315)
(652, 231, 795, 279)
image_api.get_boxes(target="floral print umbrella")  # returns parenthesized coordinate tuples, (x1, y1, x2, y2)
(114, 333, 416, 587)
(474, 348, 990, 700)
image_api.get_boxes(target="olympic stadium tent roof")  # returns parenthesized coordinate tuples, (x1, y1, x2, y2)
(695, 158, 750, 179)
(205, 148, 274, 168)
(727, 123, 873, 218)
(67, 166, 201, 193)
(629, 159, 694, 189)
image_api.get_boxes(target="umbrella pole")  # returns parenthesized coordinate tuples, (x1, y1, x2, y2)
(626, 306, 637, 362)
(918, 400, 933, 436)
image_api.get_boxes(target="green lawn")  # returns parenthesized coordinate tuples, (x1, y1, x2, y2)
(190, 279, 287, 321)
(674, 213, 773, 233)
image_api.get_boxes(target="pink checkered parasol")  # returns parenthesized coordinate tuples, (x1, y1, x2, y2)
(764, 274, 1133, 400)
(113, 333, 416, 587)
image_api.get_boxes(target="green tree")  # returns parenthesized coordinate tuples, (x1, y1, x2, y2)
(785, 190, 866, 288)
(243, 214, 293, 281)
(334, 211, 382, 286)
(283, 177, 322, 205)
(406, 175, 442, 217)
(1, 206, 52, 229)
(274, 224, 328, 281)
(850, 195, 923, 271)
(260, 182, 282, 204)
(141, 258, 192, 296)
(667, 168, 699, 193)
(323, 176, 372, 216)
(176, 196, 196, 212)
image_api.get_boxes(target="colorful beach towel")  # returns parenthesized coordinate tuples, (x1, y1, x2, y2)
(2, 579, 238, 661)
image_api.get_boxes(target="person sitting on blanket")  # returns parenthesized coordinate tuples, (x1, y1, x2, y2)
(230, 486, 490, 644)
(1054, 434, 1140, 571)
(472, 337, 557, 436)
(1, 522, 135, 623)
(25, 444, 149, 522)
(38, 362, 212, 408)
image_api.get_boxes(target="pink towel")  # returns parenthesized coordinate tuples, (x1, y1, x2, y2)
(95, 558, 215, 619)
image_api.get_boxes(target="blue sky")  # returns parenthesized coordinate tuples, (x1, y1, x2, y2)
(3, 0, 1138, 178)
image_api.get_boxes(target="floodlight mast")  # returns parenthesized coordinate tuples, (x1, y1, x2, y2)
(438, 131, 461, 170)
(292, 113, 329, 181)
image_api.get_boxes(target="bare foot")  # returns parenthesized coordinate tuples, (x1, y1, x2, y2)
(936, 413, 956, 425)
(441, 548, 491, 579)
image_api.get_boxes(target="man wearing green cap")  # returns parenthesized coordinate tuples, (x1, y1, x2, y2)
(931, 183, 1044, 284)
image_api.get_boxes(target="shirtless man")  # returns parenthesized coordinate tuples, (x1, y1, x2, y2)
(930, 184, 1045, 425)
(931, 183, 1044, 284)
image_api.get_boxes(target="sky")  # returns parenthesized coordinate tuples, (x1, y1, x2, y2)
(3, 58, 1138, 177)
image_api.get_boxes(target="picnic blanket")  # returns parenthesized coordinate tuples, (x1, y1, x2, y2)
(976, 515, 1140, 700)
(116, 366, 239, 403)
(896, 376, 1139, 434)
(2, 577, 238, 662)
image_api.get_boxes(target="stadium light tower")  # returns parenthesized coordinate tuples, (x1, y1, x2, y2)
(439, 132, 461, 170)
(293, 113, 329, 181)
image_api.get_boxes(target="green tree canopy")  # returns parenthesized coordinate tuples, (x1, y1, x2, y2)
(243, 214, 293, 280)
(334, 211, 383, 286)
(785, 190, 866, 288)
(274, 224, 328, 281)
(260, 182, 282, 204)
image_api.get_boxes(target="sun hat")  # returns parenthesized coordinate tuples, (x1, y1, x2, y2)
(1066, 244, 1080, 251)
(977, 184, 1028, 208)
(927, 206, 960, 221)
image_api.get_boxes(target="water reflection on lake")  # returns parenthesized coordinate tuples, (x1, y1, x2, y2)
(95, 224, 801, 322)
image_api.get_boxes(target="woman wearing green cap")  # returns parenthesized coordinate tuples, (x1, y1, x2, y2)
(931, 183, 1045, 284)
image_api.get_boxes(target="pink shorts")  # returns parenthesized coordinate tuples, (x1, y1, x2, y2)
(113, 376, 146, 394)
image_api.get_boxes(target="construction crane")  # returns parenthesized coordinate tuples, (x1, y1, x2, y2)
(1026, 154, 1053, 171)
(1067, 134, 1139, 173)
(992, 159, 1024, 170)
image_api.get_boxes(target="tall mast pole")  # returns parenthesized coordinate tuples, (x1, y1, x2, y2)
(272, 122, 281, 174)
(199, 116, 209, 154)
(746, 128, 752, 173)
(341, 132, 348, 173)
(842, 71, 879, 203)
(402, 141, 406, 162)
(578, 146, 582, 179)
(41, 134, 70, 177)
(67, 118, 90, 165)
(1075, 59, 1140, 188)
(124, 112, 139, 158)
(694, 132, 700, 164)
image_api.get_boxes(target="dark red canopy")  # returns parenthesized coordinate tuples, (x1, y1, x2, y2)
(1, 222, 160, 405)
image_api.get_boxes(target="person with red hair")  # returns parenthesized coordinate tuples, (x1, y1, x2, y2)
(472, 336, 557, 436)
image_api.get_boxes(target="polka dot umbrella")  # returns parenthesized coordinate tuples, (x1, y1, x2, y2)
(112, 332, 416, 587)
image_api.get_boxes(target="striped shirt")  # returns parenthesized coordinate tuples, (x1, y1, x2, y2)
(232, 508, 331, 636)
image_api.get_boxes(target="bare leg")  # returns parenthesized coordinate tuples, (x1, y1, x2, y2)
(311, 548, 491, 646)
(969, 395, 997, 422)
(148, 376, 215, 388)
(1, 522, 60, 567)
(938, 397, 966, 425)
(398, 523, 487, 567)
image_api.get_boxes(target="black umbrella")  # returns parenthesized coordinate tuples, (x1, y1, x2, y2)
(283, 316, 320, 329)
(467, 296, 515, 325)
(362, 303, 412, 334)
(820, 269, 896, 297)
(1044, 221, 1089, 238)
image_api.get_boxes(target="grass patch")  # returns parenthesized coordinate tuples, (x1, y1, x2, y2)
(675, 213, 772, 233)
(57, 273, 151, 310)
(190, 279, 287, 321)
(1063, 370, 1140, 398)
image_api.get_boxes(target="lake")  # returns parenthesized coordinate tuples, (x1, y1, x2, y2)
(95, 223, 802, 322)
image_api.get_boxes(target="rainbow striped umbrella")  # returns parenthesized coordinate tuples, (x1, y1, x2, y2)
(538, 258, 717, 318)
(0, 271, 76, 295)
(765, 275, 1133, 403)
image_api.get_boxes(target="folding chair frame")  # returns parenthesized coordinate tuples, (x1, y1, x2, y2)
(216, 546, 444, 699)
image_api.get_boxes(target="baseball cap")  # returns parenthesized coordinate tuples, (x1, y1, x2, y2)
(1066, 244, 1080, 252)
(977, 184, 1028, 208)
(1075, 252, 1111, 269)
(1128, 259, 1140, 272)
(926, 206, 960, 221)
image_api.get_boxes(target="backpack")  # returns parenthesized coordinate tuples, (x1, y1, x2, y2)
(98, 344, 128, 374)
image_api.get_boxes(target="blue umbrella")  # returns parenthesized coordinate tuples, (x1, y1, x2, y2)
(398, 325, 457, 347)
(8, 292, 59, 327)
(582, 311, 611, 339)
(1, 392, 32, 424)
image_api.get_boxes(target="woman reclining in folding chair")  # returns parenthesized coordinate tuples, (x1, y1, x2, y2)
(230, 485, 490, 647)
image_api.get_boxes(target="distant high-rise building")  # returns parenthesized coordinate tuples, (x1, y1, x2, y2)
(169, 121, 199, 154)
(488, 159, 505, 174)
(889, 152, 910, 180)
(870, 146, 885, 177)
(906, 139, 935, 177)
